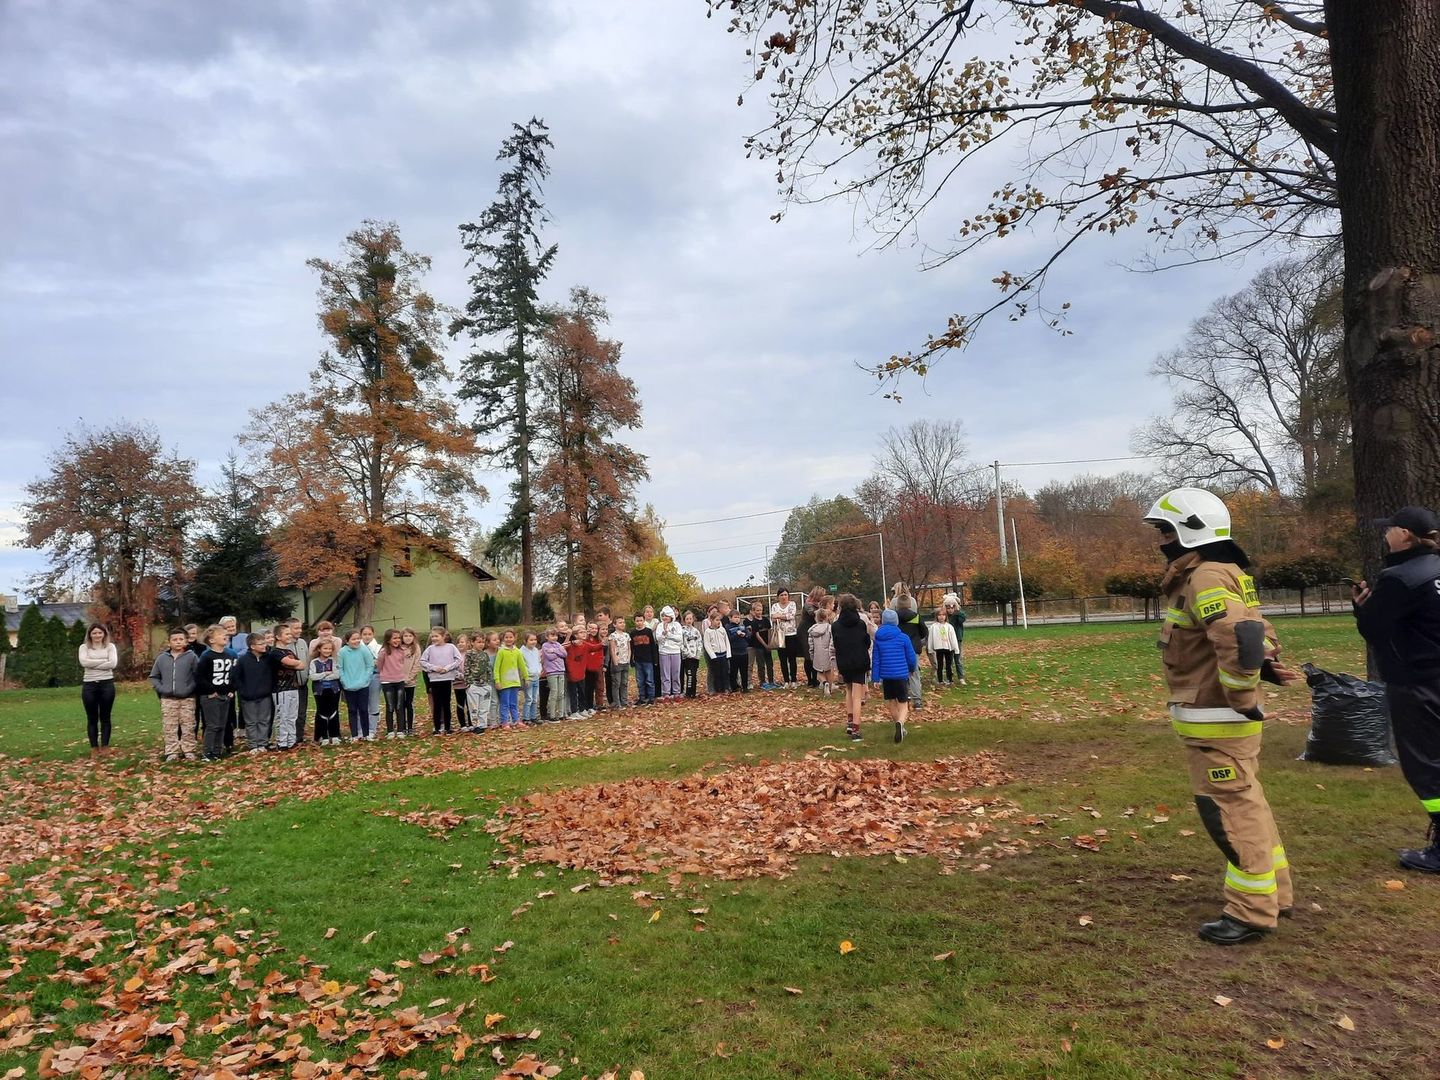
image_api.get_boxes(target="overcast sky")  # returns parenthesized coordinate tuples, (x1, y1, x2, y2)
(0, 0, 1276, 598)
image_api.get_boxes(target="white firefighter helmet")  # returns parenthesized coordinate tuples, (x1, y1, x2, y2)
(1143, 487, 1233, 548)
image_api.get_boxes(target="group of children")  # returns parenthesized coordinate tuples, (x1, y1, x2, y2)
(143, 589, 968, 761)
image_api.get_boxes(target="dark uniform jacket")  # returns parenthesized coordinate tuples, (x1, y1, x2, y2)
(1354, 547, 1440, 686)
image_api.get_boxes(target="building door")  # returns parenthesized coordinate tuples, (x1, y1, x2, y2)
(429, 604, 448, 629)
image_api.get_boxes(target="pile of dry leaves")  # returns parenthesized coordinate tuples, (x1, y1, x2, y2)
(488, 751, 1024, 881)
(0, 694, 996, 1078)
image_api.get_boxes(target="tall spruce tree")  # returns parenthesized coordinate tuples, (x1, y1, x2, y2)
(188, 455, 292, 625)
(11, 604, 49, 688)
(450, 118, 558, 623)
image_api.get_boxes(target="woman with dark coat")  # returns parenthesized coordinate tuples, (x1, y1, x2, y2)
(1354, 505, 1440, 874)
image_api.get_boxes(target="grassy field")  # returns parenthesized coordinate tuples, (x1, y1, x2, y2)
(1, 616, 1437, 1079)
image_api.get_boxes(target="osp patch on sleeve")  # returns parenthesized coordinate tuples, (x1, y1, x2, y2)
(1196, 597, 1228, 623)
(1207, 765, 1237, 783)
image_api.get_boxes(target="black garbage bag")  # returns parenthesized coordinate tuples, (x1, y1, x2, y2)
(1299, 664, 1397, 767)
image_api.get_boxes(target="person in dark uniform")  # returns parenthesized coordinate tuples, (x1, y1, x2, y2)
(1353, 505, 1440, 874)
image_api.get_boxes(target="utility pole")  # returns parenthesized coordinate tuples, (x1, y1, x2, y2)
(1011, 517, 1028, 629)
(994, 459, 1008, 566)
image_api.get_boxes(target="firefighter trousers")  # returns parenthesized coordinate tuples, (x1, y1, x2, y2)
(1386, 682, 1440, 828)
(1181, 732, 1292, 928)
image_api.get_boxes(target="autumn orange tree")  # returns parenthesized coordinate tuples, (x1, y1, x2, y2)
(712, 1, 1440, 567)
(22, 421, 201, 665)
(246, 221, 483, 625)
(532, 287, 650, 613)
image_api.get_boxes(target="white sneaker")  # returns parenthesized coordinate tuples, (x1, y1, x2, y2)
(164, 753, 179, 763)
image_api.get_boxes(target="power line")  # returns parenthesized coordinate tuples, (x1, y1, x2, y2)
(999, 454, 1158, 467)
(669, 539, 772, 557)
(662, 506, 800, 530)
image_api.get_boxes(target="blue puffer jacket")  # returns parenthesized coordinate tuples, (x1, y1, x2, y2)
(871, 623, 917, 681)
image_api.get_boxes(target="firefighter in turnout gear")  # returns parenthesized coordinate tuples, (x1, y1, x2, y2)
(1145, 488, 1301, 945)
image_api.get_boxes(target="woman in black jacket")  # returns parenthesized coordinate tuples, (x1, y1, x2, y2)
(832, 594, 873, 742)
(1354, 505, 1440, 874)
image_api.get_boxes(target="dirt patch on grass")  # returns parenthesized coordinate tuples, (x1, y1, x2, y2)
(487, 752, 1026, 882)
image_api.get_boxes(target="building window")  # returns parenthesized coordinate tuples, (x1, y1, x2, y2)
(429, 604, 448, 629)
(394, 546, 413, 577)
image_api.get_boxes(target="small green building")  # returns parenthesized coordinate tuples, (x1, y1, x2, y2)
(285, 535, 496, 634)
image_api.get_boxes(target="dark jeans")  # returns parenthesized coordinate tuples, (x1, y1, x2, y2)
(681, 657, 700, 698)
(730, 652, 749, 692)
(313, 688, 341, 741)
(584, 670, 600, 711)
(569, 679, 586, 714)
(779, 637, 800, 683)
(934, 649, 955, 682)
(454, 684, 469, 728)
(708, 655, 730, 694)
(540, 677, 550, 720)
(635, 661, 656, 703)
(344, 687, 370, 738)
(751, 646, 774, 685)
(82, 679, 116, 747)
(200, 694, 232, 758)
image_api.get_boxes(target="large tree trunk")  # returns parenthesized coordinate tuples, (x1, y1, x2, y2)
(1327, 2, 1440, 575)
(355, 548, 380, 625)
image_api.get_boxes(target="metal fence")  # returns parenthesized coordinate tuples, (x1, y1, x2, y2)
(967, 584, 1353, 627)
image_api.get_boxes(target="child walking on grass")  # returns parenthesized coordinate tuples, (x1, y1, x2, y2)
(927, 609, 961, 687)
(872, 609, 918, 744)
(807, 606, 837, 696)
(832, 594, 872, 741)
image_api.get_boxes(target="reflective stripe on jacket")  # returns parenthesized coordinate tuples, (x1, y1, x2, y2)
(1159, 552, 1278, 726)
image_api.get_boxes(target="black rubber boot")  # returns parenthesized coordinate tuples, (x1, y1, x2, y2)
(1197, 914, 1268, 945)
(1399, 821, 1440, 874)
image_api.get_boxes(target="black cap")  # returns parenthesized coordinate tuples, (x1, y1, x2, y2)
(1374, 505, 1440, 536)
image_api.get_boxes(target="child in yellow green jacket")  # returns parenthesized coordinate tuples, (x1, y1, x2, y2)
(493, 630, 530, 729)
